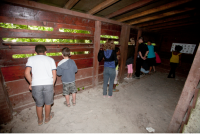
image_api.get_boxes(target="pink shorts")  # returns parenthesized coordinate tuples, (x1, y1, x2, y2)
(127, 64, 133, 74)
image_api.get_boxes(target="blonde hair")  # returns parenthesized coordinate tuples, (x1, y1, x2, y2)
(103, 39, 115, 50)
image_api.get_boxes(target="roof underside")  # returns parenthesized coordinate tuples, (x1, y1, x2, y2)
(32, 0, 200, 33)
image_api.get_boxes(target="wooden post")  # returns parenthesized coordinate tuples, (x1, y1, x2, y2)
(118, 25, 130, 82)
(133, 29, 142, 73)
(92, 21, 101, 87)
(168, 43, 200, 132)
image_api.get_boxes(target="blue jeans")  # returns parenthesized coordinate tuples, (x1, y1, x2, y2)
(103, 67, 116, 96)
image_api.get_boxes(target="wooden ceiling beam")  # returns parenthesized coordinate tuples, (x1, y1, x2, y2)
(118, 0, 192, 22)
(87, 0, 119, 15)
(136, 13, 192, 28)
(128, 7, 195, 25)
(105, 0, 154, 19)
(63, 0, 79, 9)
(144, 18, 198, 29)
(149, 22, 198, 31)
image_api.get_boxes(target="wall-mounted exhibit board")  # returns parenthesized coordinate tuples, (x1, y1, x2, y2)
(171, 43, 196, 54)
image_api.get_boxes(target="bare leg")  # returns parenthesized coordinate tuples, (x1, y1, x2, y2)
(44, 105, 51, 119)
(113, 84, 116, 90)
(149, 67, 152, 74)
(130, 73, 133, 78)
(72, 93, 76, 105)
(153, 66, 156, 72)
(65, 95, 70, 106)
(36, 106, 43, 121)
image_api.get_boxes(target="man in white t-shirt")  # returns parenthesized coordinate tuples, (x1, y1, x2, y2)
(25, 45, 56, 126)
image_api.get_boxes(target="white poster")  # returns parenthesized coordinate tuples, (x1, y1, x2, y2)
(171, 43, 196, 54)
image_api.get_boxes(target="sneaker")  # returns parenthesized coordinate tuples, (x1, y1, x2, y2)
(124, 77, 129, 79)
(132, 75, 140, 79)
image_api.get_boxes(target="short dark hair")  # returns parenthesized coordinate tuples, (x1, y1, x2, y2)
(35, 45, 47, 54)
(138, 37, 143, 41)
(115, 47, 120, 53)
(175, 45, 183, 52)
(62, 47, 70, 57)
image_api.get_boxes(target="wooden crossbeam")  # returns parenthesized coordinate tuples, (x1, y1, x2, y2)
(63, 0, 79, 9)
(128, 8, 195, 25)
(87, 0, 119, 15)
(118, 0, 192, 22)
(105, 0, 154, 19)
(150, 22, 198, 31)
(145, 19, 198, 29)
(136, 13, 192, 28)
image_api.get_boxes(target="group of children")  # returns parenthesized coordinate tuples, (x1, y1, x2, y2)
(25, 45, 78, 126)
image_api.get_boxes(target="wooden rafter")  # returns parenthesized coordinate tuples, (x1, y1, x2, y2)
(144, 19, 198, 29)
(150, 22, 198, 31)
(105, 0, 154, 19)
(87, 0, 119, 15)
(136, 13, 192, 28)
(63, 0, 79, 9)
(118, 0, 192, 22)
(128, 8, 195, 25)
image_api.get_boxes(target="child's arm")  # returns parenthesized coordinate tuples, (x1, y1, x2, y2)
(74, 61, 78, 73)
(52, 70, 56, 85)
(98, 49, 104, 62)
(25, 67, 32, 90)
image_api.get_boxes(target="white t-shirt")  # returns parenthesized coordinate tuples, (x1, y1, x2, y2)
(26, 55, 56, 86)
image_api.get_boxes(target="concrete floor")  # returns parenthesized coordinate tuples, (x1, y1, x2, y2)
(0, 71, 186, 133)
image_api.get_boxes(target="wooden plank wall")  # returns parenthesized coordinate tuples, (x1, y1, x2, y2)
(0, 2, 122, 113)
(98, 22, 121, 84)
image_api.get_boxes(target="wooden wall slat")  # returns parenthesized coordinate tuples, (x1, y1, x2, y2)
(0, 3, 95, 28)
(98, 65, 104, 74)
(101, 29, 121, 37)
(6, 67, 93, 96)
(98, 74, 103, 83)
(1, 58, 93, 81)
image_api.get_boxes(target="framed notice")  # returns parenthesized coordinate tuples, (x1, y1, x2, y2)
(171, 43, 196, 54)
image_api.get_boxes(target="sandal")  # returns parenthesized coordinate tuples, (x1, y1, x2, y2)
(71, 99, 76, 106)
(64, 101, 70, 107)
(45, 112, 54, 124)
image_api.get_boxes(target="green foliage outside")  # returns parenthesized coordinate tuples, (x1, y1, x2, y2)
(100, 40, 119, 44)
(2, 38, 92, 43)
(100, 35, 119, 39)
(59, 28, 90, 34)
(0, 22, 53, 31)
(12, 51, 89, 58)
(145, 43, 156, 46)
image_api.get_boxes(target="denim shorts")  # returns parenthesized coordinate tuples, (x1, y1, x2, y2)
(63, 82, 77, 95)
(32, 85, 54, 107)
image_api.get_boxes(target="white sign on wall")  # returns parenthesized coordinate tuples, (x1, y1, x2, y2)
(171, 43, 196, 54)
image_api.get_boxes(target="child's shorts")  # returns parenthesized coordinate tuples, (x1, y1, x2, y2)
(127, 64, 133, 73)
(32, 85, 54, 107)
(63, 82, 77, 95)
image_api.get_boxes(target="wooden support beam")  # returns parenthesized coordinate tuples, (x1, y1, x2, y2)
(63, 0, 79, 9)
(118, 0, 192, 22)
(168, 44, 200, 132)
(133, 29, 142, 73)
(128, 7, 195, 25)
(118, 25, 130, 82)
(144, 19, 198, 30)
(106, 0, 154, 19)
(87, 0, 119, 15)
(150, 22, 198, 31)
(93, 21, 101, 87)
(2, 0, 125, 26)
(136, 13, 192, 28)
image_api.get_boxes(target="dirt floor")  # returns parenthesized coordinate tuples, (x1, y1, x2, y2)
(0, 71, 186, 133)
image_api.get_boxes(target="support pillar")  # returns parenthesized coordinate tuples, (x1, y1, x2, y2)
(118, 25, 130, 82)
(133, 29, 142, 73)
(92, 21, 101, 87)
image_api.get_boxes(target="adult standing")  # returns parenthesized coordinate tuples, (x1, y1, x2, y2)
(98, 39, 116, 98)
(25, 45, 57, 126)
(147, 41, 156, 74)
(133, 37, 149, 79)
